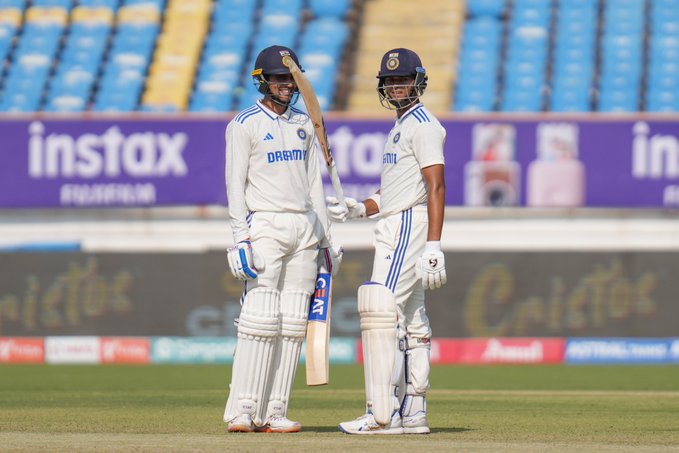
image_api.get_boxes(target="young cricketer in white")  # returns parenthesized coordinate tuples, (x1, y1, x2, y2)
(224, 45, 341, 433)
(328, 48, 447, 435)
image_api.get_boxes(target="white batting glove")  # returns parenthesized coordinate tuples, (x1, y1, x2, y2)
(227, 240, 265, 281)
(326, 196, 366, 223)
(416, 241, 447, 290)
(317, 244, 343, 276)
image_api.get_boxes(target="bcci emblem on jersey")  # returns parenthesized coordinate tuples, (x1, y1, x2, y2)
(297, 128, 307, 140)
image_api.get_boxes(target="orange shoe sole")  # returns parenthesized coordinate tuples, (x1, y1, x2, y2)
(227, 425, 254, 433)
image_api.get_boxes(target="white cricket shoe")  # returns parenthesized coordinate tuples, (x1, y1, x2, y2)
(256, 416, 302, 433)
(227, 413, 254, 433)
(402, 412, 430, 434)
(401, 394, 430, 434)
(338, 411, 404, 435)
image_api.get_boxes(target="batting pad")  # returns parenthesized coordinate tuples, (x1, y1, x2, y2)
(358, 283, 398, 426)
(265, 289, 311, 421)
(224, 287, 280, 426)
(405, 336, 431, 395)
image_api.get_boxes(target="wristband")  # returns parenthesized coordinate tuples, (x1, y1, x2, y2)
(424, 241, 442, 253)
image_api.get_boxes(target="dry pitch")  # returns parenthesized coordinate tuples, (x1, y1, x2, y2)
(1, 364, 678, 452)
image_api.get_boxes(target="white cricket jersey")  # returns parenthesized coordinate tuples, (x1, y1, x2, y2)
(225, 100, 326, 243)
(380, 103, 446, 216)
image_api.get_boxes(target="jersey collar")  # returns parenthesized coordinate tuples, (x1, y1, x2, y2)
(397, 102, 424, 124)
(257, 100, 292, 121)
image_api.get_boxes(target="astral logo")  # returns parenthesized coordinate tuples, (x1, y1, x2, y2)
(28, 121, 189, 178)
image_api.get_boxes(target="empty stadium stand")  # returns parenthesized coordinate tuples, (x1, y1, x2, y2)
(0, 0, 355, 112)
(0, 0, 677, 113)
(347, 0, 463, 113)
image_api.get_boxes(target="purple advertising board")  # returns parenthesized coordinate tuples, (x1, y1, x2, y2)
(0, 117, 228, 207)
(1, 115, 679, 208)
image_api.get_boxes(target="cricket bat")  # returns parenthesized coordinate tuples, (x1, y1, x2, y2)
(283, 56, 344, 386)
(306, 271, 333, 386)
(283, 55, 346, 210)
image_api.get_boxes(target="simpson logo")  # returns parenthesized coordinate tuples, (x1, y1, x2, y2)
(0, 337, 44, 363)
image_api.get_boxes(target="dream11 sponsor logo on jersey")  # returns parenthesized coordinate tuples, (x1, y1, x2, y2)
(27, 121, 189, 206)
(632, 121, 679, 206)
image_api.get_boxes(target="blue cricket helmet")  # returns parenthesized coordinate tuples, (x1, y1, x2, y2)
(377, 48, 425, 79)
(252, 45, 304, 94)
(376, 48, 428, 110)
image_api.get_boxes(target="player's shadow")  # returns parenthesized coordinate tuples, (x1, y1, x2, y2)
(306, 426, 473, 434)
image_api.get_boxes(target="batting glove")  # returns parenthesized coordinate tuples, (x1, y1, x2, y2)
(227, 240, 265, 281)
(416, 241, 447, 290)
(326, 196, 366, 223)
(317, 244, 343, 276)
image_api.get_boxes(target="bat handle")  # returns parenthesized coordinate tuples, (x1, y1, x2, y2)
(328, 162, 346, 209)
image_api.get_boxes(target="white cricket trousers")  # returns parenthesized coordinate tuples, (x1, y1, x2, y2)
(370, 205, 431, 339)
(246, 210, 324, 293)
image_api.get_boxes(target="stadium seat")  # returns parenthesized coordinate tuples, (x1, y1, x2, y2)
(0, 6, 67, 111)
(499, 0, 550, 112)
(92, 4, 159, 111)
(0, 9, 21, 63)
(309, 0, 351, 19)
(597, 0, 645, 112)
(454, 13, 502, 112)
(466, 0, 505, 18)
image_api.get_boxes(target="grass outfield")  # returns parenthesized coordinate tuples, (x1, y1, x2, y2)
(1, 364, 679, 452)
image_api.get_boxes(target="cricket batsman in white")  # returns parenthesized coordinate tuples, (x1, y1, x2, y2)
(328, 48, 447, 434)
(223, 45, 342, 433)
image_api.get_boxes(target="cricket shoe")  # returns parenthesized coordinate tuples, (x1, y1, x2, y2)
(402, 412, 430, 434)
(338, 411, 404, 435)
(255, 416, 302, 433)
(227, 413, 254, 433)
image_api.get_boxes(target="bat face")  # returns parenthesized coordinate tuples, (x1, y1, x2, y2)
(306, 272, 332, 386)
(309, 273, 331, 322)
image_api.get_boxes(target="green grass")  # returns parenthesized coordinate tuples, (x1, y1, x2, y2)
(1, 364, 679, 452)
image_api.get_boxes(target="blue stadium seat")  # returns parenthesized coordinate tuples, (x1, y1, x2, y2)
(454, 13, 502, 112)
(261, 0, 303, 13)
(466, 0, 505, 17)
(190, 81, 234, 112)
(77, 0, 118, 8)
(599, 88, 639, 112)
(212, 1, 256, 28)
(309, 0, 351, 19)
(647, 89, 679, 112)
(501, 89, 543, 112)
(0, 0, 25, 8)
(0, 23, 16, 61)
(550, 89, 591, 112)
(31, 0, 73, 9)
